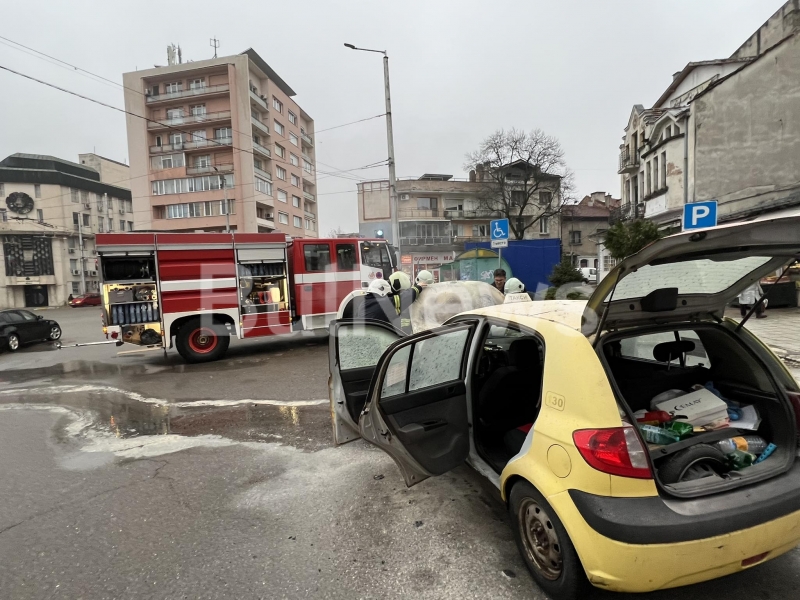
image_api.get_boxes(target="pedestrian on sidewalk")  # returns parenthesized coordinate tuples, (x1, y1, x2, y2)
(738, 281, 767, 319)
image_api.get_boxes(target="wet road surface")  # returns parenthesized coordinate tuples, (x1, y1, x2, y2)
(1, 307, 800, 599)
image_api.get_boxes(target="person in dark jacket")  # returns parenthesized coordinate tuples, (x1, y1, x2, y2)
(389, 270, 432, 332)
(355, 278, 397, 326)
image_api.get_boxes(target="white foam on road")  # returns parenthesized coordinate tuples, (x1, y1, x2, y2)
(0, 384, 327, 407)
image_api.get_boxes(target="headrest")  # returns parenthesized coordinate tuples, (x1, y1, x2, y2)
(653, 340, 695, 363)
(508, 338, 540, 368)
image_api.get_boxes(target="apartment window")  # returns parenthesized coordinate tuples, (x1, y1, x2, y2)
(189, 78, 205, 90)
(37, 208, 43, 222)
(292, 195, 300, 207)
(96, 193, 105, 211)
(214, 127, 232, 140)
(661, 152, 667, 188)
(70, 188, 78, 203)
(98, 217, 104, 233)
(472, 224, 487, 237)
(166, 108, 184, 121)
(0, 208, 6, 222)
(278, 212, 289, 225)
(170, 133, 184, 145)
(569, 230, 581, 244)
(653, 157, 659, 191)
(293, 215, 302, 228)
(665, 125, 672, 138)
(303, 160, 313, 174)
(274, 120, 284, 136)
(254, 159, 263, 170)
(193, 129, 207, 141)
(165, 82, 181, 93)
(166, 204, 188, 219)
(277, 189, 288, 203)
(80, 190, 89, 203)
(305, 218, 313, 231)
(34, 184, 41, 198)
(289, 132, 298, 146)
(152, 175, 234, 195)
(120, 220, 125, 231)
(273, 97, 283, 113)
(539, 216, 549, 234)
(276, 167, 286, 181)
(287, 111, 297, 126)
(107, 219, 113, 231)
(108, 197, 115, 212)
(255, 177, 273, 196)
(539, 191, 553, 206)
(190, 104, 206, 117)
(188, 202, 204, 217)
(510, 191, 525, 207)
(127, 221, 134, 231)
(194, 155, 211, 168)
(289, 154, 299, 167)
(291, 174, 300, 187)
(275, 145, 285, 159)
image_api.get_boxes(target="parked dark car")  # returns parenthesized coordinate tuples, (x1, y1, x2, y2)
(0, 309, 62, 352)
(69, 293, 102, 307)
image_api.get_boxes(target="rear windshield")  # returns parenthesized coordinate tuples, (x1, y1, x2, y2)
(610, 255, 772, 301)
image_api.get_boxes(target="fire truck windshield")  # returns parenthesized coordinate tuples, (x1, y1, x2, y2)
(359, 242, 392, 274)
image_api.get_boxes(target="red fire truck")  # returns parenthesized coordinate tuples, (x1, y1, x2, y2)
(95, 232, 395, 362)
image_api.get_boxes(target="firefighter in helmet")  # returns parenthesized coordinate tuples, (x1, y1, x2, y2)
(355, 278, 396, 326)
(389, 270, 429, 332)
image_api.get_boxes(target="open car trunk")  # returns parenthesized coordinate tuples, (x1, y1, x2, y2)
(602, 323, 797, 498)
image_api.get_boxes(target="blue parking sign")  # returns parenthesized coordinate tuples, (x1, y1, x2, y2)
(683, 201, 717, 230)
(490, 218, 509, 240)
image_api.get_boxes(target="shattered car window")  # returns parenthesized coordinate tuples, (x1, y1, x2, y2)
(409, 329, 469, 392)
(382, 345, 411, 398)
(338, 325, 399, 370)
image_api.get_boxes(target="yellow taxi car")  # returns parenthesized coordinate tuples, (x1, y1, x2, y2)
(328, 210, 800, 599)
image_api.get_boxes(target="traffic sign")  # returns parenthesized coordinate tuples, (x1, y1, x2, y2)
(491, 218, 509, 241)
(491, 239, 508, 249)
(683, 201, 717, 230)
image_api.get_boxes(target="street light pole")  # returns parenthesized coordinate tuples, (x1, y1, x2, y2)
(344, 43, 401, 267)
(216, 170, 230, 233)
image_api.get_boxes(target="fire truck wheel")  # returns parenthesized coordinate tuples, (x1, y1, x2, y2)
(176, 319, 230, 363)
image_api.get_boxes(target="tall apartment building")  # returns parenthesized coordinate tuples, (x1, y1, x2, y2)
(1, 153, 132, 308)
(122, 48, 317, 236)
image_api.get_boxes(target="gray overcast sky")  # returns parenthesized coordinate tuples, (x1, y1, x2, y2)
(0, 0, 785, 235)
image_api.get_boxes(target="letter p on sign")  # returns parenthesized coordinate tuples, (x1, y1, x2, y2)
(683, 201, 718, 230)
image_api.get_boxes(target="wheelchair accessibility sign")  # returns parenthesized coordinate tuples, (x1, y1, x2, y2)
(491, 218, 509, 248)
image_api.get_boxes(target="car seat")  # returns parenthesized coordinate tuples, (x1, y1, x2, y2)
(478, 338, 542, 434)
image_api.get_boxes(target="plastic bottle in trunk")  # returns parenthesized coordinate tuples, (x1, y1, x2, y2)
(715, 436, 768, 455)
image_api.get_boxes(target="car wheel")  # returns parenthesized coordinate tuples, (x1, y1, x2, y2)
(510, 481, 587, 600)
(658, 444, 728, 484)
(49, 325, 62, 340)
(7, 333, 20, 352)
(175, 319, 230, 363)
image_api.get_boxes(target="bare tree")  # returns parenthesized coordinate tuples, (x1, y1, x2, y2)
(464, 129, 572, 240)
(327, 225, 347, 238)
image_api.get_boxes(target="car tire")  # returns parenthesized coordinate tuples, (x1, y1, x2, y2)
(175, 319, 230, 363)
(658, 443, 728, 484)
(510, 481, 588, 600)
(49, 325, 62, 340)
(7, 333, 20, 352)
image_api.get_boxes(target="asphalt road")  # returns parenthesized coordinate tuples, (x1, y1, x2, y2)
(1, 307, 800, 599)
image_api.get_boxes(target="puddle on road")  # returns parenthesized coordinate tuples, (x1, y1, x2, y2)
(0, 387, 333, 452)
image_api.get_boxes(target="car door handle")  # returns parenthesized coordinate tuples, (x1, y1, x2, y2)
(398, 420, 447, 440)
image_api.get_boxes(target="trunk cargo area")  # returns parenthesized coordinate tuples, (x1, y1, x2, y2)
(602, 323, 797, 498)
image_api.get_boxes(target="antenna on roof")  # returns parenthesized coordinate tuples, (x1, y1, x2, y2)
(167, 44, 177, 66)
(210, 37, 220, 59)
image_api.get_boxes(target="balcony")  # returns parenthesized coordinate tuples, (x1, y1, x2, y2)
(453, 235, 490, 243)
(251, 116, 270, 136)
(609, 202, 645, 224)
(254, 165, 272, 181)
(302, 171, 315, 186)
(256, 217, 276, 231)
(400, 236, 453, 247)
(147, 110, 231, 130)
(249, 89, 269, 111)
(253, 141, 271, 159)
(618, 148, 639, 174)
(304, 210, 316, 220)
(443, 208, 501, 219)
(146, 84, 230, 104)
(398, 208, 447, 219)
(149, 137, 232, 154)
(303, 191, 315, 202)
(301, 132, 313, 147)
(186, 162, 233, 176)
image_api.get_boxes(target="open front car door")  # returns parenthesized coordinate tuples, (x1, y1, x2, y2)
(329, 319, 405, 445)
(359, 321, 479, 487)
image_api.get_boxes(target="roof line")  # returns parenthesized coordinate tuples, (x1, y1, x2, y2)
(653, 58, 752, 108)
(241, 48, 296, 97)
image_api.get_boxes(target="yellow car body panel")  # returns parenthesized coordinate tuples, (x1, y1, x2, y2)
(467, 301, 800, 593)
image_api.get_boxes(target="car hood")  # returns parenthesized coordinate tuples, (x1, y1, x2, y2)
(409, 281, 504, 332)
(582, 208, 800, 337)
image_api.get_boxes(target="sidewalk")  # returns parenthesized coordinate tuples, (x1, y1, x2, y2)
(725, 307, 800, 365)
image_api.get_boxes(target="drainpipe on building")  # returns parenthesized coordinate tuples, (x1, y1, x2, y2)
(684, 113, 690, 206)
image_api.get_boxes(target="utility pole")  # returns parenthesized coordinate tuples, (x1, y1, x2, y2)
(77, 213, 86, 295)
(219, 174, 230, 232)
(344, 43, 401, 267)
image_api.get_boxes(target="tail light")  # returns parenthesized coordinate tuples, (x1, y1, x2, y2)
(787, 392, 800, 448)
(573, 427, 652, 479)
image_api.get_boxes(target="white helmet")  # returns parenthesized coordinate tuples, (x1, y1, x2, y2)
(415, 270, 434, 286)
(368, 278, 392, 296)
(388, 271, 411, 292)
(504, 277, 525, 294)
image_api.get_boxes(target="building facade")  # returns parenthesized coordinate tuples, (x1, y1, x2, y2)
(616, 0, 800, 229)
(0, 154, 132, 308)
(358, 171, 561, 279)
(560, 192, 619, 269)
(122, 48, 317, 237)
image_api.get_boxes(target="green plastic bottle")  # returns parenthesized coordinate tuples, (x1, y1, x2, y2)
(639, 424, 681, 445)
(727, 449, 756, 470)
(665, 421, 694, 440)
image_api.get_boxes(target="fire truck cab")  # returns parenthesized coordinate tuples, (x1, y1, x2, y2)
(96, 233, 394, 363)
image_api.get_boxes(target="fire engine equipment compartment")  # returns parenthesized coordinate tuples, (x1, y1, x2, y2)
(237, 247, 288, 314)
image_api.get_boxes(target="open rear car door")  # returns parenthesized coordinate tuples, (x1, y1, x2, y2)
(329, 319, 405, 445)
(359, 321, 479, 487)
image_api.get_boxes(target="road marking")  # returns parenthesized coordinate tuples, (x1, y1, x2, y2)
(0, 384, 328, 407)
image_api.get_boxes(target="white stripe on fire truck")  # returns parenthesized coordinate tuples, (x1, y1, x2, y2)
(294, 272, 362, 284)
(159, 277, 238, 292)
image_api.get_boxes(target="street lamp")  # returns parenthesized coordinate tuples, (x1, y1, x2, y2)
(344, 42, 400, 267)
